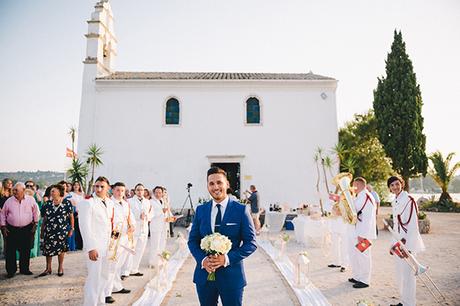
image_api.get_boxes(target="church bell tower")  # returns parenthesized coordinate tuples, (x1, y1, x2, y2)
(78, 0, 117, 157)
(83, 0, 117, 77)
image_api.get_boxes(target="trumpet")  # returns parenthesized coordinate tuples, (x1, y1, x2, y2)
(383, 219, 446, 304)
(332, 173, 358, 224)
(109, 222, 123, 261)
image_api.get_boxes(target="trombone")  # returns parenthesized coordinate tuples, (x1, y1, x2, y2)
(109, 222, 123, 261)
(383, 220, 446, 304)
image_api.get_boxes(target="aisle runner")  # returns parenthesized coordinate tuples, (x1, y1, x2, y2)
(257, 239, 331, 306)
(133, 248, 190, 306)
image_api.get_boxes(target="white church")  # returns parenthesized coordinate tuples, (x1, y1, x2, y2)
(78, 1, 339, 209)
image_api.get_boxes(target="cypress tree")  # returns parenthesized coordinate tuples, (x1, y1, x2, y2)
(373, 30, 428, 189)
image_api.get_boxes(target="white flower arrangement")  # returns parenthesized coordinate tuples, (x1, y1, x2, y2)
(280, 233, 290, 242)
(200, 233, 232, 281)
(160, 250, 171, 261)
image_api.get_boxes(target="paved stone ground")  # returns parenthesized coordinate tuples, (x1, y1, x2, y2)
(162, 247, 300, 306)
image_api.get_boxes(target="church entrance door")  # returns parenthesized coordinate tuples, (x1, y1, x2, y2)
(210, 162, 241, 199)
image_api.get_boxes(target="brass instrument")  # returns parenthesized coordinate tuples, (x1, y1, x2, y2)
(122, 222, 136, 255)
(331, 173, 358, 224)
(384, 220, 446, 304)
(109, 222, 123, 261)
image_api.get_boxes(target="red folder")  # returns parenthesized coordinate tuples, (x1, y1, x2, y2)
(356, 238, 371, 252)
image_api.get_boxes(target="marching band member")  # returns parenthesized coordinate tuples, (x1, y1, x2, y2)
(127, 183, 153, 276)
(387, 176, 425, 306)
(104, 182, 136, 303)
(348, 177, 377, 289)
(148, 186, 168, 267)
(327, 200, 350, 272)
(78, 176, 115, 306)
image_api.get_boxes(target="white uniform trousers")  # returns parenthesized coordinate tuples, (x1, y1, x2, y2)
(104, 247, 129, 297)
(349, 234, 372, 285)
(148, 229, 167, 266)
(83, 256, 109, 306)
(395, 255, 416, 306)
(331, 232, 349, 267)
(130, 235, 148, 274)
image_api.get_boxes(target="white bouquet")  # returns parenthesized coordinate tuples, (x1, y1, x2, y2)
(200, 233, 232, 281)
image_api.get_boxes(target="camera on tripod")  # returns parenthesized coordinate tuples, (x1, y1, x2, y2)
(187, 183, 193, 189)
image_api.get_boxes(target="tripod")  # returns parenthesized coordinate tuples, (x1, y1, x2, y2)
(179, 185, 195, 227)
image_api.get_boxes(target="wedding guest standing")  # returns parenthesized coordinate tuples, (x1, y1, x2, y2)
(0, 182, 40, 278)
(25, 180, 43, 258)
(59, 181, 76, 251)
(38, 184, 74, 277)
(0, 178, 13, 258)
(70, 181, 85, 250)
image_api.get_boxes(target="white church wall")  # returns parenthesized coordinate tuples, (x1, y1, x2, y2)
(78, 79, 338, 209)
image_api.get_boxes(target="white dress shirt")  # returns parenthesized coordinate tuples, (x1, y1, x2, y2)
(211, 196, 229, 232)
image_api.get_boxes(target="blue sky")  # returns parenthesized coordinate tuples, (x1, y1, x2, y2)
(0, 0, 459, 171)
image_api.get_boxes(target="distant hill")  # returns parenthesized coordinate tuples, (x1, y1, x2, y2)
(0, 171, 65, 188)
(409, 175, 460, 193)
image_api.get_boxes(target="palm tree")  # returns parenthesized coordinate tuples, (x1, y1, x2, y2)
(341, 157, 357, 175)
(68, 126, 77, 161)
(428, 151, 460, 202)
(67, 159, 88, 189)
(332, 142, 347, 170)
(85, 144, 104, 194)
(313, 151, 325, 215)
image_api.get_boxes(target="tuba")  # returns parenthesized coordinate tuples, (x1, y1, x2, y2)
(332, 173, 358, 225)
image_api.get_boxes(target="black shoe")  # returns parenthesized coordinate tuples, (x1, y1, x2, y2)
(348, 278, 358, 283)
(353, 281, 369, 288)
(130, 272, 143, 276)
(113, 288, 131, 294)
(328, 264, 340, 268)
(57, 272, 64, 277)
(6, 273, 15, 278)
(390, 303, 403, 306)
(105, 296, 115, 304)
(340, 267, 346, 272)
(121, 275, 128, 280)
(38, 271, 51, 277)
(20, 271, 33, 275)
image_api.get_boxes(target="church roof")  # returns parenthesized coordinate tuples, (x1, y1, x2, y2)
(97, 71, 335, 81)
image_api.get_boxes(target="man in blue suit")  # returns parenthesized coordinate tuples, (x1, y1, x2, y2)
(188, 167, 257, 306)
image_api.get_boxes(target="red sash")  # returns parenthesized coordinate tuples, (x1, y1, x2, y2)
(357, 193, 373, 222)
(397, 196, 418, 233)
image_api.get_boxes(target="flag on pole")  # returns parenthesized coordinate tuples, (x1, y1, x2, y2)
(66, 147, 77, 158)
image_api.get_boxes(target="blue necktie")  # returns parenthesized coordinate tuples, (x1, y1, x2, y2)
(214, 204, 222, 233)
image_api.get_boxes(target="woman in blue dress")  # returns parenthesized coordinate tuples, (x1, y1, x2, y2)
(38, 184, 74, 277)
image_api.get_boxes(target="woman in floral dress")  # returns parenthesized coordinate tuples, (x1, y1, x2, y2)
(38, 184, 74, 277)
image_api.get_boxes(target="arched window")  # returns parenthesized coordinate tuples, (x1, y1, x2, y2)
(246, 97, 260, 124)
(165, 98, 180, 125)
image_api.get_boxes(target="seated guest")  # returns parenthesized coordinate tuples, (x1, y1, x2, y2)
(0, 182, 40, 278)
(38, 184, 74, 277)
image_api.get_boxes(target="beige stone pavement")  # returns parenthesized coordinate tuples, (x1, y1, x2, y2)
(0, 208, 459, 305)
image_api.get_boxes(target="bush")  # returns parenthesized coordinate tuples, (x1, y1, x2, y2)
(420, 199, 460, 212)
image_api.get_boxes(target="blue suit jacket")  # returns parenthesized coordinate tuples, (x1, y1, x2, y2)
(188, 199, 257, 290)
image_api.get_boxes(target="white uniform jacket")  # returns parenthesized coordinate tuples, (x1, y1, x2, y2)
(128, 197, 152, 237)
(150, 197, 166, 232)
(392, 191, 425, 253)
(111, 197, 136, 247)
(354, 190, 377, 240)
(78, 195, 114, 257)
